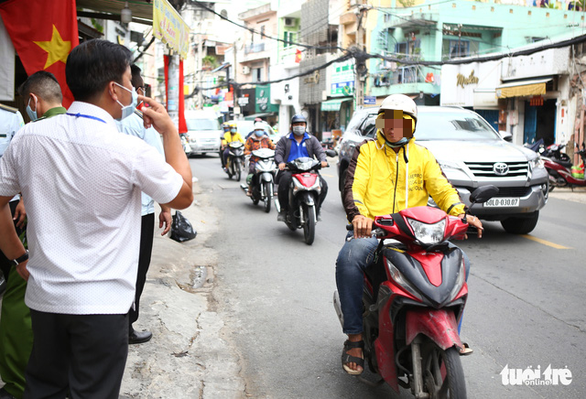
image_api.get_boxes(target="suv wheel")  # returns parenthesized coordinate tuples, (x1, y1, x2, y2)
(500, 211, 539, 234)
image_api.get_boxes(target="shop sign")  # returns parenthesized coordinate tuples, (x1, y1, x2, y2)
(364, 96, 376, 105)
(331, 60, 355, 96)
(153, 0, 190, 59)
(456, 70, 479, 88)
(304, 70, 320, 85)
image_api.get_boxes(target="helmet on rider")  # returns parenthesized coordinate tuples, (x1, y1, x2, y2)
(377, 94, 418, 148)
(290, 114, 307, 136)
(253, 122, 266, 137)
(228, 121, 237, 134)
(222, 121, 231, 132)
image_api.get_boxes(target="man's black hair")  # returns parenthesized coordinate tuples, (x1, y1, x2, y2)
(130, 64, 143, 90)
(18, 71, 63, 104)
(66, 39, 132, 102)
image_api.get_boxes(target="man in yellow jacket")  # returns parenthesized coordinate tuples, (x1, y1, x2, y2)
(336, 94, 484, 376)
(221, 122, 245, 170)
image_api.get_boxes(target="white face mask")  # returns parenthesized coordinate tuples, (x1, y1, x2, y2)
(114, 82, 137, 121)
(292, 126, 305, 136)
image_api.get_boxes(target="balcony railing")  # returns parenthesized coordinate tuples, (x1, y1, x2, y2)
(244, 42, 265, 54)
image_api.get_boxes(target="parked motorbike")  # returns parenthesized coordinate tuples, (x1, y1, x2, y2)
(225, 141, 245, 182)
(240, 148, 277, 213)
(542, 143, 586, 190)
(333, 185, 498, 399)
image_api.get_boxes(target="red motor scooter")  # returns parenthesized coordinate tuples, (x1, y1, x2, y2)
(333, 186, 498, 399)
(543, 144, 586, 190)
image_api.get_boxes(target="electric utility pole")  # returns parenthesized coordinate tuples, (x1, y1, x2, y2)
(354, 2, 370, 110)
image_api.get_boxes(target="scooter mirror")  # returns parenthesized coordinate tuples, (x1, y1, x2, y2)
(325, 149, 337, 157)
(470, 185, 499, 204)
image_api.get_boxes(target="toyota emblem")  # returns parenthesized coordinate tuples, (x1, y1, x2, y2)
(493, 162, 509, 175)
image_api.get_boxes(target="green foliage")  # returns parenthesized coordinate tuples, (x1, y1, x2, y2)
(202, 55, 219, 69)
(90, 18, 104, 33)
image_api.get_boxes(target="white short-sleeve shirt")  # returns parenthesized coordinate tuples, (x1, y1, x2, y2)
(0, 102, 184, 314)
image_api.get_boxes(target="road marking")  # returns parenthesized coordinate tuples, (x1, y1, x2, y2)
(322, 173, 334, 178)
(522, 235, 571, 249)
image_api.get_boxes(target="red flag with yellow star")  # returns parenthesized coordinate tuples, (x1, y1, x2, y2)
(0, 0, 79, 107)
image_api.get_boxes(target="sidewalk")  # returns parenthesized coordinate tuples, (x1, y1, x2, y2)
(548, 186, 586, 204)
(120, 181, 246, 399)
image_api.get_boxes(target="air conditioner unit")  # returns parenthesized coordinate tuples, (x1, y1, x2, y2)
(284, 18, 295, 27)
(242, 66, 251, 75)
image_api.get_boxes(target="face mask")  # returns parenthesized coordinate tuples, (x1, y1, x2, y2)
(231, 128, 237, 133)
(26, 96, 38, 122)
(254, 130, 264, 137)
(292, 126, 305, 136)
(114, 82, 137, 121)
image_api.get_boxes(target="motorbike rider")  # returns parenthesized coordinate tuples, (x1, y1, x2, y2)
(221, 122, 245, 171)
(220, 122, 231, 164)
(244, 122, 275, 196)
(336, 94, 483, 375)
(274, 114, 328, 222)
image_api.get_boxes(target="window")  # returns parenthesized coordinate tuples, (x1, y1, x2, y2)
(442, 39, 479, 59)
(253, 67, 263, 82)
(260, 25, 265, 38)
(283, 31, 296, 47)
(395, 42, 408, 57)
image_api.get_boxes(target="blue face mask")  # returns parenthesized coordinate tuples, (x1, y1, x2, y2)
(385, 137, 409, 148)
(114, 82, 137, 121)
(254, 130, 264, 137)
(26, 97, 38, 122)
(231, 128, 237, 133)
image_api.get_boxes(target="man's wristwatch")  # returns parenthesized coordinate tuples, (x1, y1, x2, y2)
(10, 250, 28, 267)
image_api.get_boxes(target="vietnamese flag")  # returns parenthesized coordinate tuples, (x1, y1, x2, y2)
(295, 48, 302, 63)
(0, 0, 79, 107)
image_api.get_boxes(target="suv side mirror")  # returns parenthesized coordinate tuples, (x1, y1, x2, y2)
(499, 131, 513, 142)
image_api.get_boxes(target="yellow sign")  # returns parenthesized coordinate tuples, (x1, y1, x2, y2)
(153, 0, 190, 59)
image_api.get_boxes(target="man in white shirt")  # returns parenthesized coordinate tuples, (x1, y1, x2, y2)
(0, 39, 193, 398)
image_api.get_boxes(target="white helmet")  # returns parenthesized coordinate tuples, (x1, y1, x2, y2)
(379, 94, 418, 123)
(254, 121, 265, 131)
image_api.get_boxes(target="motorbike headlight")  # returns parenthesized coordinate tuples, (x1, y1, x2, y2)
(387, 260, 422, 301)
(448, 262, 466, 302)
(406, 218, 446, 245)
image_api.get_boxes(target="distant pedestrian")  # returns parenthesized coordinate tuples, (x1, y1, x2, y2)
(0, 39, 193, 398)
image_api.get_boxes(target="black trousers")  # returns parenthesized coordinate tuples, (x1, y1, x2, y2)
(0, 200, 24, 283)
(24, 310, 128, 399)
(277, 171, 328, 215)
(129, 213, 155, 329)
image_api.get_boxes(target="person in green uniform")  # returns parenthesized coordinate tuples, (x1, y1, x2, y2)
(0, 71, 65, 399)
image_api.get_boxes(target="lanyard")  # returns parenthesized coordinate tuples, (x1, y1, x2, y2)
(66, 112, 107, 124)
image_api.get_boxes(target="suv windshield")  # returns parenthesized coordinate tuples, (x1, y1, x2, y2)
(416, 111, 500, 141)
(187, 118, 220, 131)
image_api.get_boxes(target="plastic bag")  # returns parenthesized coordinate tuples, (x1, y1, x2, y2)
(170, 211, 197, 242)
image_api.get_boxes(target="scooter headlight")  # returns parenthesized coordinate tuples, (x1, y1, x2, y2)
(448, 262, 466, 302)
(387, 261, 423, 301)
(406, 218, 446, 245)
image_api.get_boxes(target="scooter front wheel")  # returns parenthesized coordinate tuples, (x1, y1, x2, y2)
(302, 203, 316, 245)
(263, 182, 272, 213)
(421, 343, 466, 399)
(235, 161, 242, 182)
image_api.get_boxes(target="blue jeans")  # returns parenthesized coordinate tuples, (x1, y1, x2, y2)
(335, 232, 470, 335)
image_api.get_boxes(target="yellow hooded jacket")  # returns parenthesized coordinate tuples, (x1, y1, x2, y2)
(343, 132, 465, 222)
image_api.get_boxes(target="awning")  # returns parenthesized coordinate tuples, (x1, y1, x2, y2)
(496, 77, 552, 99)
(76, 0, 154, 24)
(321, 98, 352, 112)
(244, 112, 276, 121)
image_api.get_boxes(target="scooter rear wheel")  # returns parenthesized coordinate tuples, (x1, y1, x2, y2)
(421, 343, 466, 399)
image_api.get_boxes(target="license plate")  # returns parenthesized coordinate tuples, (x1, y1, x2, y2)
(483, 197, 520, 207)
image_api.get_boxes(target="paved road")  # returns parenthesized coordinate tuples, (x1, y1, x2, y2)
(184, 155, 586, 399)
